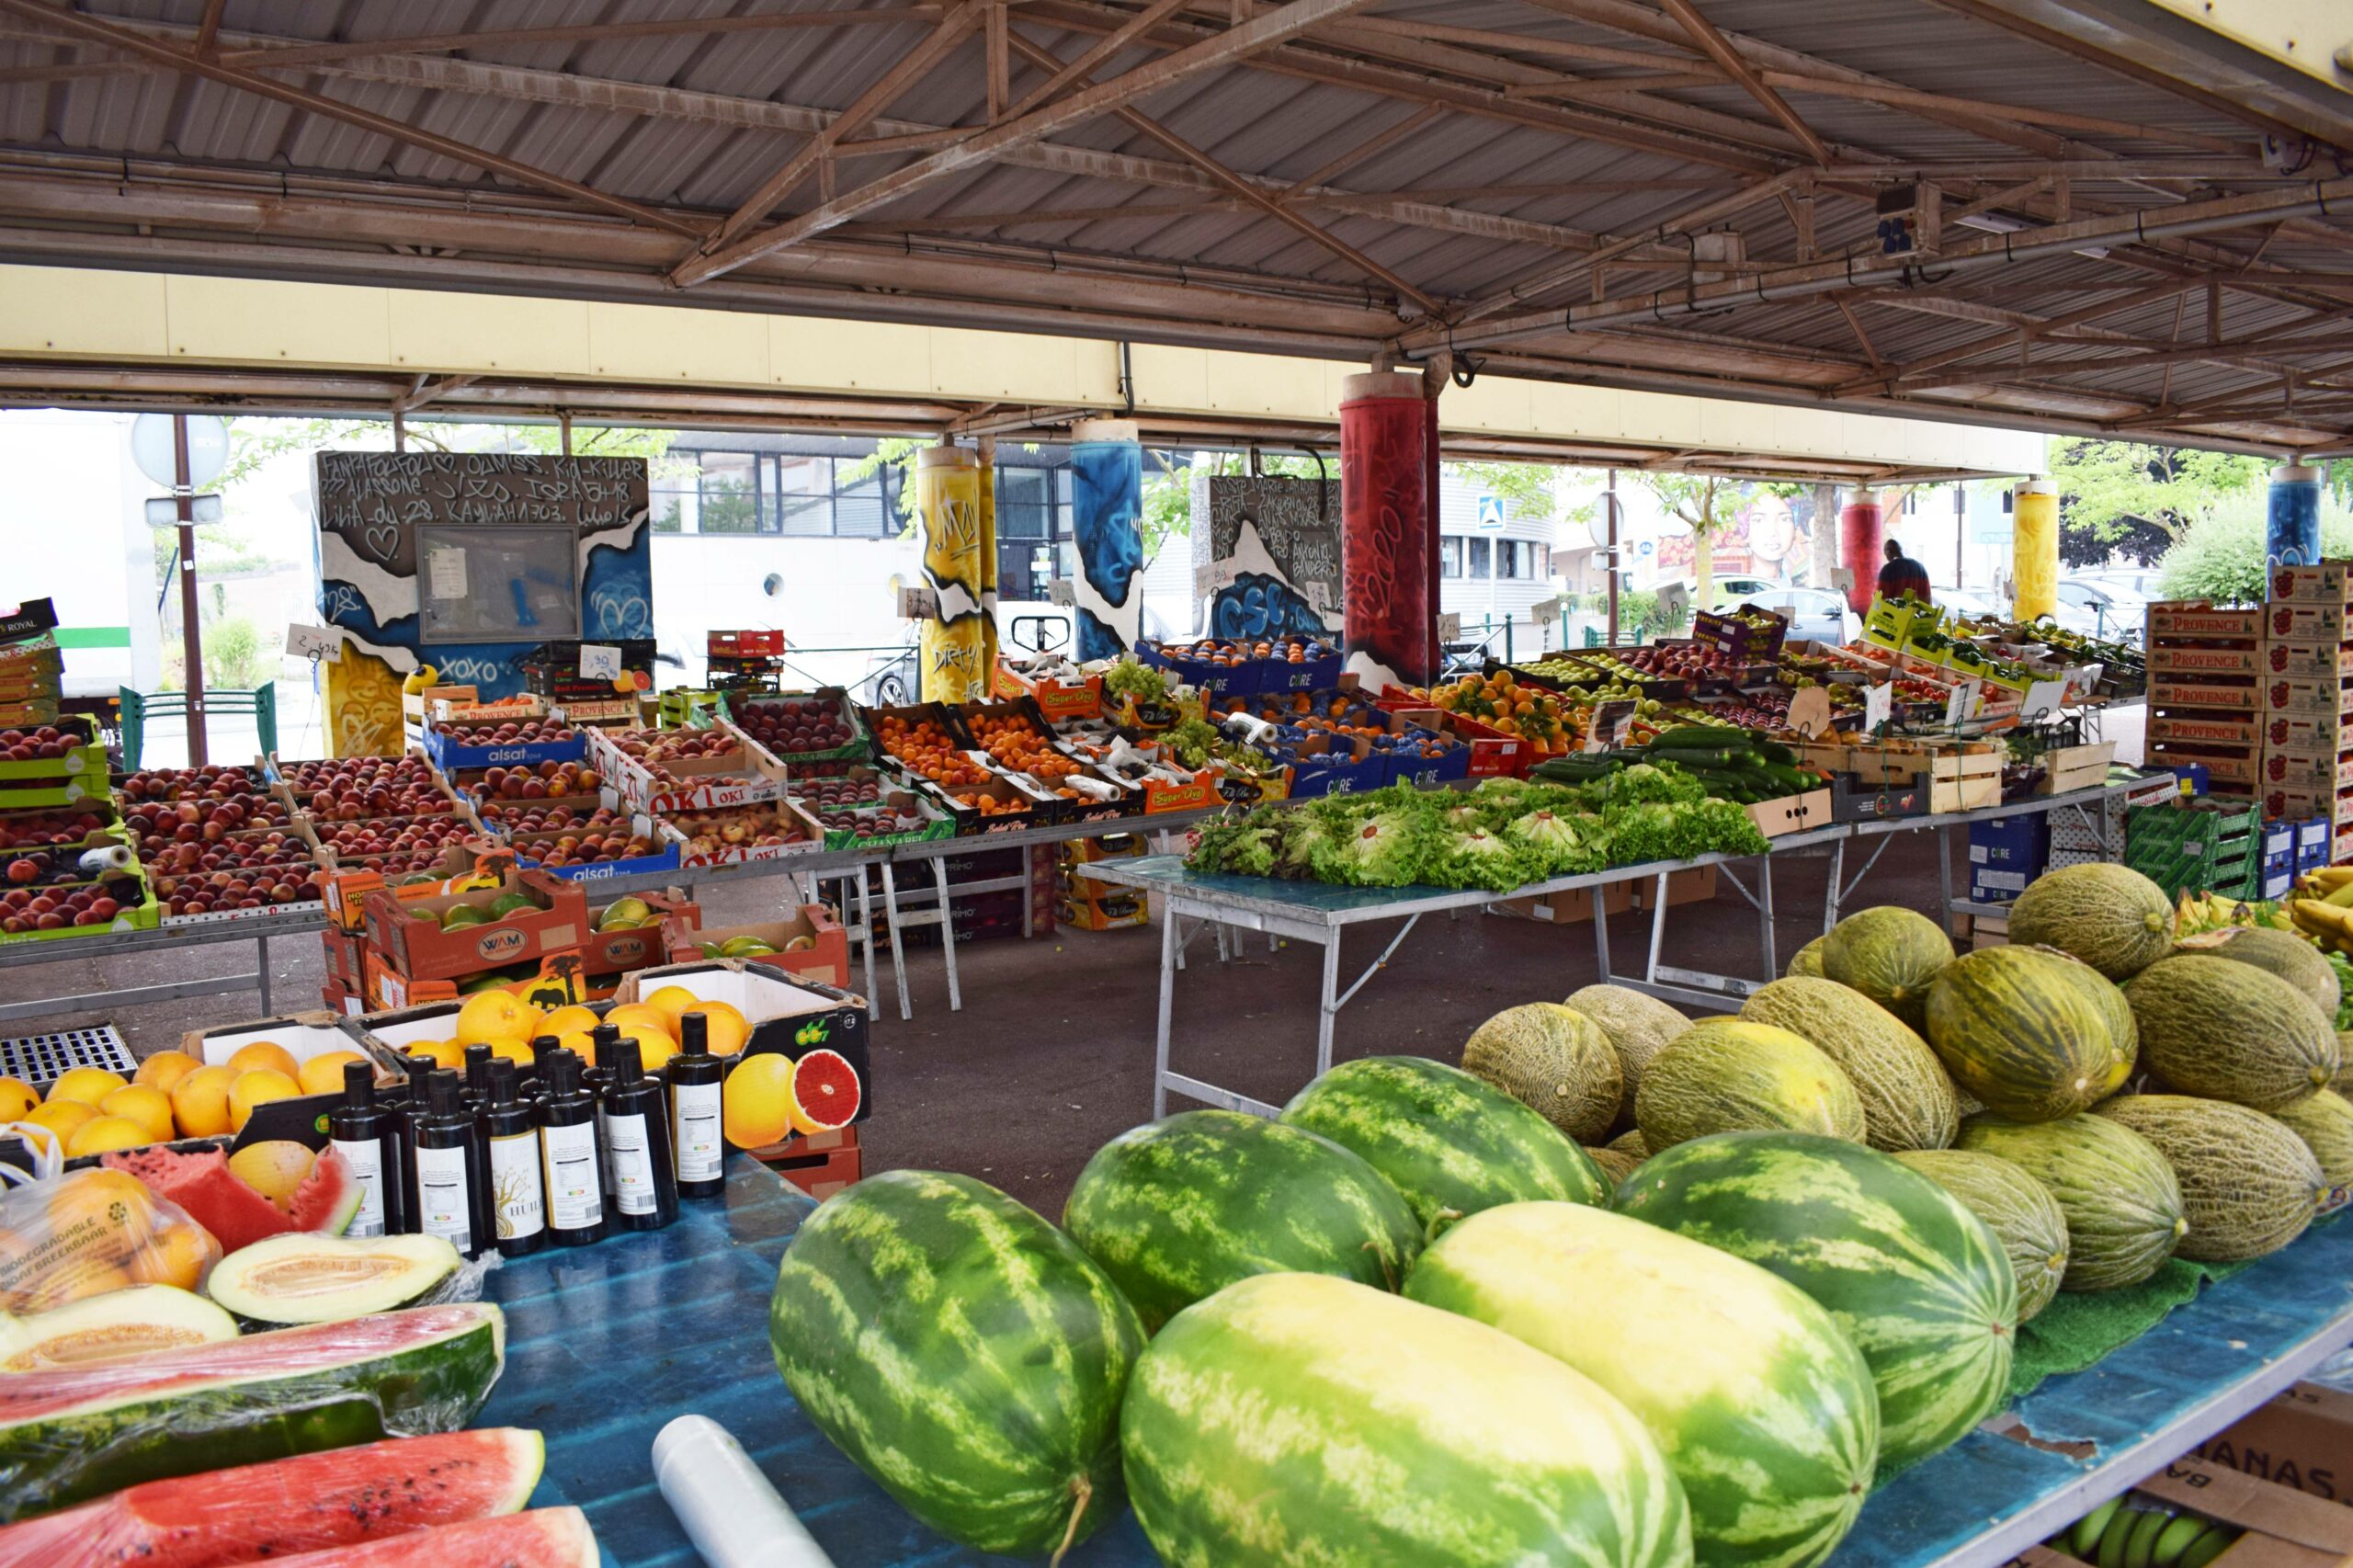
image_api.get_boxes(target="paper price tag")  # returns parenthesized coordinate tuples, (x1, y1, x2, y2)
(1437, 612, 1462, 642)
(285, 624, 341, 663)
(426, 546, 467, 600)
(1786, 686, 1834, 738)
(1943, 678, 1978, 728)
(578, 643, 622, 680)
(1582, 699, 1636, 753)
(2021, 678, 2069, 721)
(1862, 681, 1894, 732)
(1046, 579, 1075, 607)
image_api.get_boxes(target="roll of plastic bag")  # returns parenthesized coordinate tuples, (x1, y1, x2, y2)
(653, 1415, 836, 1568)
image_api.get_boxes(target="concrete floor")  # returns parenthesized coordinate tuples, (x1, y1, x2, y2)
(0, 830, 1955, 1213)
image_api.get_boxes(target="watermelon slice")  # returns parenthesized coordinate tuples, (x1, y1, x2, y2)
(244, 1508, 597, 1568)
(0, 1427, 542, 1568)
(103, 1146, 361, 1253)
(786, 1048, 861, 1133)
(0, 1302, 505, 1523)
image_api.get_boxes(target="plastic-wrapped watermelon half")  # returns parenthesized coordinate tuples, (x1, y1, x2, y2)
(103, 1144, 362, 1252)
(0, 1301, 506, 1522)
(0, 1427, 542, 1568)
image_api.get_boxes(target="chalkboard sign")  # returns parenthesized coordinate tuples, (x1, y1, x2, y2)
(1190, 474, 1343, 639)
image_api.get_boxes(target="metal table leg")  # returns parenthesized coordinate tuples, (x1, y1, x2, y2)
(1938, 822, 1955, 928)
(1822, 836, 1847, 932)
(1592, 886, 1614, 982)
(1644, 872, 1670, 985)
(256, 932, 272, 1014)
(852, 872, 877, 1008)
(1757, 854, 1778, 977)
(878, 860, 913, 1022)
(1152, 902, 1179, 1119)
(932, 855, 962, 1013)
(1316, 933, 1343, 1081)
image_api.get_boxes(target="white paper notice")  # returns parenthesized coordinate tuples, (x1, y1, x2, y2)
(285, 624, 342, 662)
(578, 643, 622, 679)
(1862, 681, 1894, 732)
(1437, 612, 1462, 642)
(426, 547, 468, 600)
(1943, 678, 1977, 728)
(2021, 678, 2069, 721)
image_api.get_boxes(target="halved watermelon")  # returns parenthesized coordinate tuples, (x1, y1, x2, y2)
(0, 1427, 542, 1568)
(236, 1508, 597, 1568)
(103, 1146, 361, 1252)
(0, 1301, 505, 1522)
(786, 1048, 860, 1133)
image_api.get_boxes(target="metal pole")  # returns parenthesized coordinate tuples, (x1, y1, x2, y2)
(392, 411, 405, 452)
(1605, 466, 1620, 645)
(559, 413, 574, 455)
(172, 415, 208, 767)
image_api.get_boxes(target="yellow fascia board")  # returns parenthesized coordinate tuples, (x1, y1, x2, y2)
(0, 265, 2040, 472)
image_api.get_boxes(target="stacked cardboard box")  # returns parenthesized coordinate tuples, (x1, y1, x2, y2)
(0, 599, 62, 730)
(2259, 563, 2353, 865)
(2050, 769, 2179, 871)
(2143, 601, 2264, 798)
(1056, 833, 1150, 932)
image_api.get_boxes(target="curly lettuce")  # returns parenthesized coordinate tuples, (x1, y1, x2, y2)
(1430, 827, 1537, 892)
(1312, 802, 1435, 887)
(1505, 806, 1606, 874)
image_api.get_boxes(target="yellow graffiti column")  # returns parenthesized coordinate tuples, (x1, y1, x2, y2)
(915, 445, 997, 702)
(321, 651, 405, 757)
(2013, 480, 2058, 621)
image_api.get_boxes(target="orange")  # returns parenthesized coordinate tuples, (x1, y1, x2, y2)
(128, 1221, 220, 1290)
(225, 1041, 301, 1082)
(538, 1005, 600, 1038)
(489, 1038, 537, 1068)
(65, 1116, 150, 1158)
(546, 1029, 596, 1063)
(45, 1066, 128, 1108)
(296, 1051, 366, 1096)
(226, 1069, 301, 1132)
(169, 1065, 238, 1138)
(603, 1003, 672, 1042)
(722, 1053, 797, 1148)
(98, 1085, 173, 1143)
(453, 991, 539, 1048)
(406, 1039, 466, 1071)
(132, 1051, 200, 1096)
(24, 1099, 97, 1146)
(0, 1076, 35, 1122)
(676, 1001, 751, 1056)
(643, 985, 704, 1033)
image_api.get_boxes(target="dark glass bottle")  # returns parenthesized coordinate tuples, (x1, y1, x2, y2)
(396, 1051, 438, 1235)
(536, 1050, 606, 1247)
(601, 1039, 678, 1231)
(665, 1013, 726, 1199)
(482, 1060, 547, 1259)
(326, 1060, 401, 1239)
(586, 1023, 621, 1219)
(413, 1071, 484, 1257)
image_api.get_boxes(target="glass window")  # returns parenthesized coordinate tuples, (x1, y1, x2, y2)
(774, 456, 833, 537)
(835, 460, 890, 539)
(997, 470, 1051, 540)
(696, 451, 759, 535)
(1468, 537, 1491, 578)
(1439, 538, 1463, 579)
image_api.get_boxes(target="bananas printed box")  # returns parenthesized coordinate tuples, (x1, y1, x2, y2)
(2269, 563, 2353, 605)
(2193, 1381, 2353, 1505)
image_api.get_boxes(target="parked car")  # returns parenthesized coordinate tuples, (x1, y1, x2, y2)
(2052, 577, 2150, 642)
(1677, 574, 1783, 611)
(1744, 586, 1857, 646)
(1937, 586, 2006, 620)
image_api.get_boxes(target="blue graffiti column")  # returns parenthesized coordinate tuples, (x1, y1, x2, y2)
(2269, 464, 2324, 574)
(1067, 418, 1144, 662)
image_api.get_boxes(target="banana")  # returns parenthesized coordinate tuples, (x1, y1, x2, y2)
(2151, 1513, 2207, 1568)
(2070, 1497, 2125, 1559)
(2177, 1526, 2236, 1568)
(2101, 1505, 2147, 1568)
(2124, 1505, 2174, 1568)
(2310, 866, 2353, 891)
(2325, 880, 2353, 908)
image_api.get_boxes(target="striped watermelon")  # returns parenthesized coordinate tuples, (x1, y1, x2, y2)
(1063, 1110, 1422, 1331)
(1278, 1056, 1608, 1233)
(1123, 1272, 1696, 1568)
(767, 1170, 1142, 1558)
(1407, 1202, 1878, 1568)
(1614, 1131, 2016, 1473)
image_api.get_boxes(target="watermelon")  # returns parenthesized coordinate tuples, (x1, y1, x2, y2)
(1063, 1110, 1422, 1330)
(1122, 1272, 1696, 1568)
(1614, 1131, 2016, 1472)
(221, 1508, 597, 1568)
(104, 1144, 361, 1252)
(1278, 1055, 1607, 1233)
(1407, 1202, 1878, 1568)
(0, 1427, 542, 1568)
(769, 1170, 1142, 1558)
(1924, 946, 2126, 1122)
(0, 1302, 505, 1523)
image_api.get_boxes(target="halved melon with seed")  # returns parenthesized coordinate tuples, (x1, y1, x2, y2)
(207, 1233, 461, 1327)
(0, 1285, 238, 1371)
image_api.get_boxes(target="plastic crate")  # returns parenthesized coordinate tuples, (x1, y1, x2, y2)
(0, 1023, 136, 1090)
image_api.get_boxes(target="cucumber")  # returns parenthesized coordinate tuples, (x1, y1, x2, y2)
(1647, 726, 1748, 749)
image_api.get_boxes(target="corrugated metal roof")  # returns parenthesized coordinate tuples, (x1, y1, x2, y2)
(0, 0, 2350, 449)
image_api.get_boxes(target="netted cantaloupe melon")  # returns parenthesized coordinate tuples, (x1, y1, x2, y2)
(2122, 956, 2340, 1112)
(2270, 1088, 2353, 1216)
(2094, 1095, 2325, 1262)
(1633, 1019, 1865, 1153)
(1927, 946, 2128, 1123)
(2181, 926, 2342, 1022)
(1786, 936, 1826, 979)
(1608, 1127, 1648, 1159)
(1583, 1145, 1642, 1187)
(1742, 975, 1959, 1152)
(1461, 1003, 1621, 1144)
(1957, 1111, 2185, 1290)
(1563, 984, 1689, 1126)
(2006, 863, 2176, 980)
(1821, 907, 1953, 1029)
(1893, 1148, 2070, 1323)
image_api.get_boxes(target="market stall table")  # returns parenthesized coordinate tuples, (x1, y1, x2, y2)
(499, 1161, 2353, 1568)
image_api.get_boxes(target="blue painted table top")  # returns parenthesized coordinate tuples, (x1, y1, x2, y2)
(482, 1163, 2353, 1568)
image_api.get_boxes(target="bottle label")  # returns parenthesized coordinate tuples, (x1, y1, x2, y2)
(415, 1143, 472, 1253)
(608, 1111, 659, 1216)
(541, 1119, 602, 1233)
(488, 1131, 545, 1242)
(596, 1105, 618, 1201)
(332, 1136, 388, 1238)
(673, 1081, 723, 1185)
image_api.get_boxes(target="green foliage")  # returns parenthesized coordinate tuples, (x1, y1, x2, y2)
(2052, 438, 2268, 550)
(2157, 488, 2353, 605)
(200, 615, 271, 691)
(217, 415, 684, 492)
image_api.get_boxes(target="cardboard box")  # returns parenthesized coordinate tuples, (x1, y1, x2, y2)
(580, 889, 696, 976)
(2268, 713, 2353, 754)
(1493, 880, 1636, 926)
(609, 960, 872, 1123)
(361, 948, 588, 1012)
(1629, 863, 1721, 910)
(360, 868, 589, 983)
(2152, 676, 2262, 710)
(1830, 771, 1930, 822)
(2266, 748, 2353, 792)
(2155, 711, 2265, 747)
(183, 1014, 402, 1151)
(2268, 676, 2353, 719)
(1969, 813, 2049, 901)
(2196, 1381, 2353, 1502)
(2152, 643, 2267, 676)
(2271, 563, 2353, 605)
(2272, 604, 2353, 643)
(1058, 882, 1151, 931)
(2268, 641, 2353, 680)
(589, 727, 792, 815)
(0, 713, 107, 807)
(2150, 603, 2265, 640)
(994, 662, 1104, 722)
(1749, 788, 1836, 835)
(322, 841, 514, 932)
(2153, 744, 2261, 785)
(766, 1125, 863, 1199)
(660, 906, 851, 989)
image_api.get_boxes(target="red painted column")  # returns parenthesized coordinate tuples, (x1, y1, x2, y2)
(1839, 489, 1883, 614)
(1339, 371, 1439, 687)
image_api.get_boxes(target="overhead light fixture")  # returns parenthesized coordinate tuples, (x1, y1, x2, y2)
(1955, 212, 2028, 234)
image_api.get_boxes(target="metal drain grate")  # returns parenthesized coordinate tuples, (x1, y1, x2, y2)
(0, 1025, 136, 1090)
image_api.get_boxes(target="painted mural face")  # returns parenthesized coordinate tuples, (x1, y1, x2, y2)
(1068, 442, 1143, 663)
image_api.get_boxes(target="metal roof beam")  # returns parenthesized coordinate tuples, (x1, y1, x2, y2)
(212, 7, 967, 70)
(670, 0, 1388, 289)
(0, 0, 702, 239)
(1655, 0, 1832, 165)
